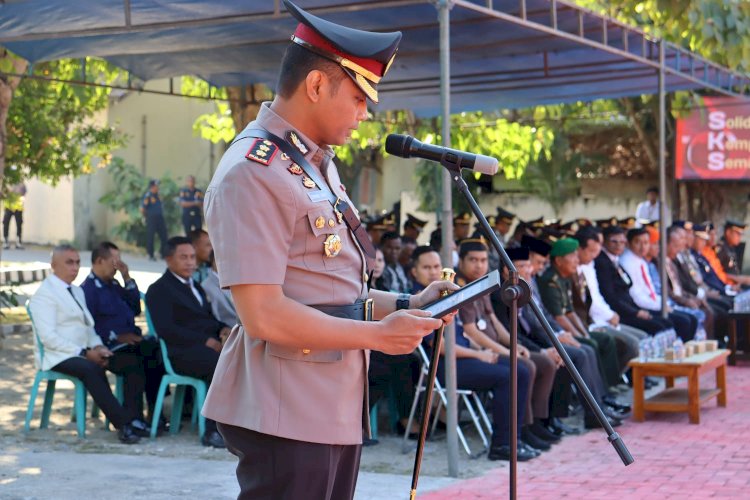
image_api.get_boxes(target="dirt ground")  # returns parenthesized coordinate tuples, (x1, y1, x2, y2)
(0, 311, 505, 499)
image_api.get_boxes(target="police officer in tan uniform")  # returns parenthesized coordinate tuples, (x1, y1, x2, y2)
(202, 2, 456, 498)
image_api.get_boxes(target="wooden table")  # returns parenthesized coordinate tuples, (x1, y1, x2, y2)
(727, 310, 750, 365)
(628, 349, 729, 424)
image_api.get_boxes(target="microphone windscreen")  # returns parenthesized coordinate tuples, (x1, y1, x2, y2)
(474, 155, 499, 175)
(385, 134, 412, 158)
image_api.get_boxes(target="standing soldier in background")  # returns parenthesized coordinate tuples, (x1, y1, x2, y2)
(202, 2, 455, 498)
(140, 180, 168, 261)
(3, 182, 27, 250)
(179, 175, 204, 235)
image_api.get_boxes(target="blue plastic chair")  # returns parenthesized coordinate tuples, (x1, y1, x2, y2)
(24, 303, 88, 437)
(142, 293, 206, 441)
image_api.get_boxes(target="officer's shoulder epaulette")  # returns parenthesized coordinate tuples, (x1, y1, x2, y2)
(245, 139, 279, 166)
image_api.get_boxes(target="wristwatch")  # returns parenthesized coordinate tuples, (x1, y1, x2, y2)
(396, 293, 411, 310)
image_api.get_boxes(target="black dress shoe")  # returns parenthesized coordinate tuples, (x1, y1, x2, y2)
(201, 430, 226, 448)
(117, 424, 141, 444)
(129, 418, 152, 438)
(520, 441, 542, 457)
(584, 416, 621, 429)
(488, 444, 537, 462)
(529, 421, 561, 443)
(521, 429, 551, 451)
(550, 417, 581, 435)
(603, 395, 632, 413)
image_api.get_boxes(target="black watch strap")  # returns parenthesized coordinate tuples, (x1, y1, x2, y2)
(396, 293, 411, 310)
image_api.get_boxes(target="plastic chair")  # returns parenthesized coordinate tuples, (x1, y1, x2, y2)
(24, 303, 88, 437)
(402, 344, 493, 456)
(142, 293, 207, 441)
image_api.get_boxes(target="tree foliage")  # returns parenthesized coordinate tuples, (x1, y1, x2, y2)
(98, 157, 182, 249)
(2, 56, 124, 191)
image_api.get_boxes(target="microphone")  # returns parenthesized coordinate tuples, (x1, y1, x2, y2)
(385, 134, 499, 175)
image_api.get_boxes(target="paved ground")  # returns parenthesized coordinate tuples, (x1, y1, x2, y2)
(3, 245, 749, 499)
(423, 361, 750, 499)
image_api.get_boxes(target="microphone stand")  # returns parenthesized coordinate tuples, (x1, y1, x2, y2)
(440, 158, 634, 500)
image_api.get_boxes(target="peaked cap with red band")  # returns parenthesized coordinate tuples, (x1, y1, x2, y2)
(283, 0, 401, 103)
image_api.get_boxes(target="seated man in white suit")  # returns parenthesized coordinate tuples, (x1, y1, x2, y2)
(29, 244, 149, 444)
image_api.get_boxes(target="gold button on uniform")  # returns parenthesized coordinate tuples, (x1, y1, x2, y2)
(328, 218, 335, 227)
(302, 349, 311, 355)
(315, 216, 325, 229)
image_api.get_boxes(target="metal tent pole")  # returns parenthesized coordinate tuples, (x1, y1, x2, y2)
(437, 0, 460, 477)
(658, 40, 668, 318)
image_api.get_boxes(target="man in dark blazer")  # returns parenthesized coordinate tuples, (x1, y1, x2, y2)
(594, 226, 674, 335)
(146, 236, 231, 448)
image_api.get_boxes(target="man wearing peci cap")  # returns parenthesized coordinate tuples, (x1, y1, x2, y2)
(202, 2, 456, 498)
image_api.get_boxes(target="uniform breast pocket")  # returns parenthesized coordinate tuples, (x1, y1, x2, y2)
(304, 207, 348, 271)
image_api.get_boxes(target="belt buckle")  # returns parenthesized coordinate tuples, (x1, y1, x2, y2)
(364, 298, 374, 321)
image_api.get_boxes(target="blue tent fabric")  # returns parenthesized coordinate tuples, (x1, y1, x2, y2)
(1, 0, 748, 115)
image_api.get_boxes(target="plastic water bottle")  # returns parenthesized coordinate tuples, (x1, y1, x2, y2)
(639, 339, 649, 362)
(694, 327, 707, 342)
(673, 338, 684, 362)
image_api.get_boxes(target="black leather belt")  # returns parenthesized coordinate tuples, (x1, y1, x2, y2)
(311, 299, 374, 321)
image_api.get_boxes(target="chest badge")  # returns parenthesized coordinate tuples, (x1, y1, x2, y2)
(315, 216, 326, 229)
(286, 130, 310, 156)
(287, 163, 303, 176)
(302, 176, 316, 189)
(324, 234, 342, 258)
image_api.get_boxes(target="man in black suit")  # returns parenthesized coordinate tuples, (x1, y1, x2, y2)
(594, 226, 674, 335)
(145, 236, 231, 448)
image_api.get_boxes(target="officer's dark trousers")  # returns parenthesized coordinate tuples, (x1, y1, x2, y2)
(521, 352, 556, 423)
(621, 312, 673, 335)
(368, 350, 417, 424)
(3, 209, 22, 241)
(170, 344, 220, 434)
(108, 338, 164, 419)
(52, 357, 133, 429)
(644, 309, 697, 341)
(579, 330, 620, 389)
(217, 423, 362, 500)
(145, 214, 168, 259)
(437, 355, 530, 447)
(182, 213, 202, 236)
(550, 343, 605, 419)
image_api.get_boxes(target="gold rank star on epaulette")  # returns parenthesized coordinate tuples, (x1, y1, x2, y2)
(245, 139, 279, 166)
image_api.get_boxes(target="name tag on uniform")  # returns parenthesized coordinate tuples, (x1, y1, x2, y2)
(307, 190, 329, 203)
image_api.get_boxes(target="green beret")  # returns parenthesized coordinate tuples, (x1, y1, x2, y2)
(550, 237, 579, 257)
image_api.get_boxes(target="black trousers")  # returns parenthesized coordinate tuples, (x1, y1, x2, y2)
(52, 356, 133, 429)
(621, 312, 673, 335)
(3, 209, 22, 241)
(170, 344, 220, 433)
(549, 343, 605, 419)
(182, 212, 202, 236)
(145, 214, 168, 259)
(217, 423, 362, 500)
(367, 350, 416, 423)
(107, 338, 164, 419)
(437, 355, 530, 447)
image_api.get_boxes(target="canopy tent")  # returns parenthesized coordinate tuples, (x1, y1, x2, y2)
(1, 0, 749, 115)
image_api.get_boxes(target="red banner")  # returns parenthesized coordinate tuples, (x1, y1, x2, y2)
(675, 96, 750, 181)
